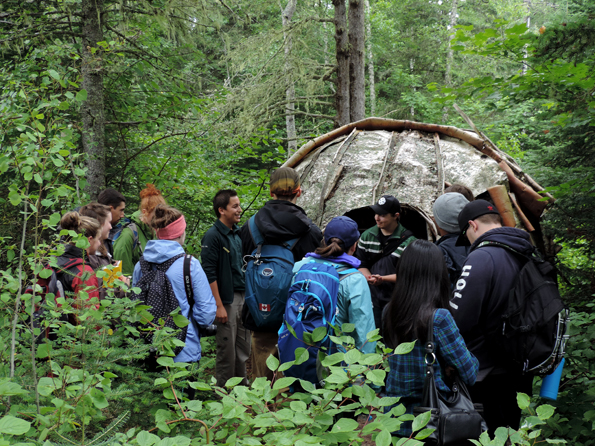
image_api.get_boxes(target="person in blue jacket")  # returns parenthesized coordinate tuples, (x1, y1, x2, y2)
(293, 216, 376, 354)
(133, 204, 217, 364)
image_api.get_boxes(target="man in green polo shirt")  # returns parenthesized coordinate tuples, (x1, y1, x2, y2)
(201, 189, 250, 387)
(355, 195, 416, 333)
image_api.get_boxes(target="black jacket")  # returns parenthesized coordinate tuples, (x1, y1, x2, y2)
(450, 227, 534, 378)
(435, 233, 470, 288)
(239, 199, 323, 331)
(240, 200, 323, 263)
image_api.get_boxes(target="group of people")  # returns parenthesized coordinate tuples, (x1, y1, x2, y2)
(55, 167, 536, 437)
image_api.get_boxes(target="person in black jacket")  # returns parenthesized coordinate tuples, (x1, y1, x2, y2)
(432, 192, 470, 287)
(240, 167, 323, 380)
(451, 199, 534, 435)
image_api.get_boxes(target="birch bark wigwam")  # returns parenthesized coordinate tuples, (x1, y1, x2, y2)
(81, 0, 106, 200)
(281, 118, 554, 258)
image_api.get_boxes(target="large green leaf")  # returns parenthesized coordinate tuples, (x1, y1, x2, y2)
(0, 415, 31, 436)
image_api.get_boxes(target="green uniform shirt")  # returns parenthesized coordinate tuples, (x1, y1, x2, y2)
(201, 219, 245, 305)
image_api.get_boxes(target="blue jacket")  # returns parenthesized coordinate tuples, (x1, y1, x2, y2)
(450, 227, 533, 378)
(293, 253, 376, 354)
(133, 240, 217, 363)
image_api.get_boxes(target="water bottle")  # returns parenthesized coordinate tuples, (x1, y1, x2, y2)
(539, 358, 565, 401)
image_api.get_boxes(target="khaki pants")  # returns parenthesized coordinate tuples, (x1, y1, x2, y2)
(215, 291, 251, 387)
(251, 331, 279, 381)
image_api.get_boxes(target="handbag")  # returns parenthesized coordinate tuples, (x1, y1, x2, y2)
(413, 310, 487, 445)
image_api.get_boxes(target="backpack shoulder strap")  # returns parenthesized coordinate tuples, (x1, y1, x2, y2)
(381, 229, 414, 258)
(183, 254, 195, 310)
(62, 258, 84, 270)
(248, 216, 265, 247)
(476, 240, 534, 261)
(155, 253, 185, 272)
(282, 236, 301, 251)
(336, 265, 360, 281)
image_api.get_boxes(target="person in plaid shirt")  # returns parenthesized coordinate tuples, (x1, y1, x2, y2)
(382, 240, 478, 438)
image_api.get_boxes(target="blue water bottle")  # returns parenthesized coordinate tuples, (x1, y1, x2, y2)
(540, 358, 565, 401)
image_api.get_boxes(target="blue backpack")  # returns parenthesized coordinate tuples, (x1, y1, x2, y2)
(243, 216, 299, 329)
(278, 260, 358, 384)
(112, 218, 141, 252)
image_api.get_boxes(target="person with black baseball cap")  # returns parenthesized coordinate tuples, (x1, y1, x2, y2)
(355, 195, 416, 332)
(450, 199, 534, 434)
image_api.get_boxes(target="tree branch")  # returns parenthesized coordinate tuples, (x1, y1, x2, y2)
(118, 132, 189, 186)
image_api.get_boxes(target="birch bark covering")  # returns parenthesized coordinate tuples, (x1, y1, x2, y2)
(292, 128, 507, 228)
(81, 0, 106, 199)
(365, 0, 375, 116)
(282, 0, 298, 155)
(348, 0, 366, 122)
(333, 0, 350, 127)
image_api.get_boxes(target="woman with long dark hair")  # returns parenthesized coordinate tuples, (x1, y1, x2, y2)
(383, 239, 478, 437)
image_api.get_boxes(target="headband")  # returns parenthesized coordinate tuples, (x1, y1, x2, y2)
(157, 215, 186, 240)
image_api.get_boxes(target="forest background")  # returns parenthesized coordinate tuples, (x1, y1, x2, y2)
(0, 0, 594, 445)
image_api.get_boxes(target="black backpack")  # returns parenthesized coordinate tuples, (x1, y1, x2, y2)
(477, 241, 570, 376)
(136, 253, 194, 355)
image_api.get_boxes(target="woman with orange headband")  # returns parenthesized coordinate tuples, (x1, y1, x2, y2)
(132, 205, 217, 364)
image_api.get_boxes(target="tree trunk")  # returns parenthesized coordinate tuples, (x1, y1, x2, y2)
(522, 0, 531, 75)
(333, 0, 350, 127)
(348, 0, 365, 122)
(81, 0, 106, 200)
(442, 0, 458, 123)
(365, 0, 375, 116)
(410, 57, 415, 119)
(282, 0, 298, 155)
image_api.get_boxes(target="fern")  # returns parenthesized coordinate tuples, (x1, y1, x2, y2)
(87, 410, 131, 446)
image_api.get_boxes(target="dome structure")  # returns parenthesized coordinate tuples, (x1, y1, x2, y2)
(283, 118, 554, 253)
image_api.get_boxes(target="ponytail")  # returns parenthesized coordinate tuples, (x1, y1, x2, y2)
(314, 237, 345, 258)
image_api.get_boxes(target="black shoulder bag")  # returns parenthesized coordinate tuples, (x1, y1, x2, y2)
(413, 310, 487, 445)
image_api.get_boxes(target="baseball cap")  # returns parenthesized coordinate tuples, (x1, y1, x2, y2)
(369, 195, 401, 215)
(270, 167, 300, 196)
(456, 199, 501, 246)
(325, 216, 361, 248)
(433, 193, 469, 234)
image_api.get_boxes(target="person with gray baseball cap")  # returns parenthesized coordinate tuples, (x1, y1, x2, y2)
(432, 192, 470, 286)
